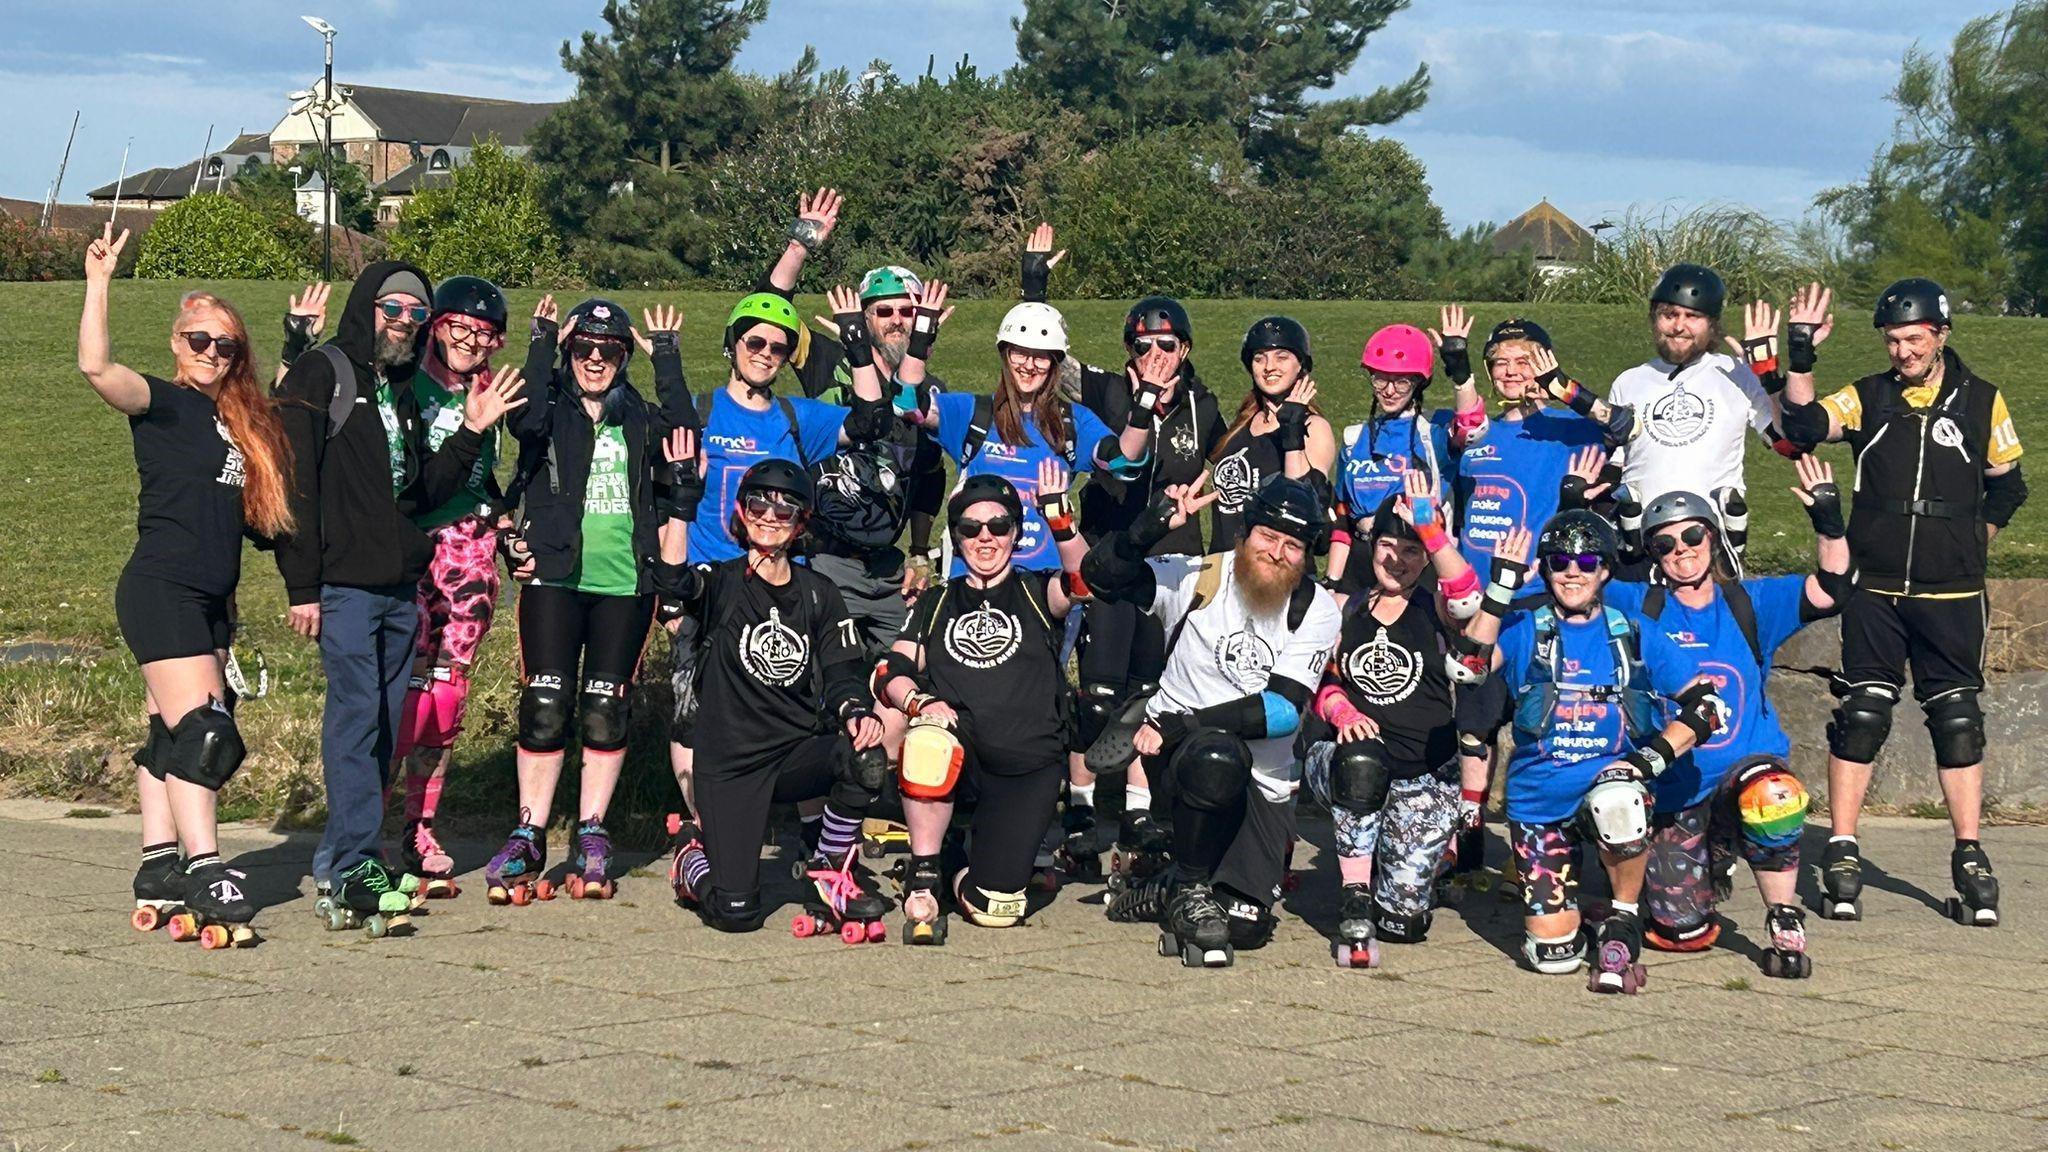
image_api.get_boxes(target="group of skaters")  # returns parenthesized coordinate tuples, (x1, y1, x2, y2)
(84, 185, 2026, 983)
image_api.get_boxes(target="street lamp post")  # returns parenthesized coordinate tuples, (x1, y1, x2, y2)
(302, 15, 338, 279)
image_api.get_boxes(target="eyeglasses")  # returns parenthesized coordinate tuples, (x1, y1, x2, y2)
(1544, 553, 1604, 574)
(1132, 336, 1180, 354)
(1005, 348, 1055, 366)
(743, 493, 802, 523)
(568, 337, 627, 366)
(377, 299, 432, 324)
(739, 334, 791, 359)
(442, 320, 503, 349)
(1647, 523, 1710, 558)
(179, 331, 243, 360)
(953, 515, 1016, 540)
(867, 304, 916, 320)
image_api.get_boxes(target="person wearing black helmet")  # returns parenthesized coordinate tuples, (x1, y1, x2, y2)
(1078, 472, 1342, 966)
(480, 293, 696, 905)
(869, 464, 1093, 942)
(1777, 279, 2027, 929)
(1485, 509, 1727, 992)
(1209, 316, 1338, 552)
(658, 456, 893, 940)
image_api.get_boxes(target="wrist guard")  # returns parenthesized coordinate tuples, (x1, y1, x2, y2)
(666, 459, 706, 521)
(1127, 496, 1178, 554)
(1020, 251, 1052, 302)
(1673, 681, 1725, 744)
(834, 311, 874, 369)
(1483, 555, 1528, 616)
(1787, 323, 1818, 374)
(1740, 333, 1779, 374)
(282, 314, 316, 366)
(1038, 489, 1076, 540)
(1619, 737, 1676, 781)
(1558, 473, 1591, 511)
(1275, 402, 1310, 453)
(651, 331, 681, 357)
(908, 306, 941, 361)
(1129, 381, 1165, 430)
(1439, 335, 1472, 386)
(786, 217, 826, 254)
(1803, 481, 1845, 538)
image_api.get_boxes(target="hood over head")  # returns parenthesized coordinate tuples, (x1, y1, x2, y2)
(332, 259, 434, 381)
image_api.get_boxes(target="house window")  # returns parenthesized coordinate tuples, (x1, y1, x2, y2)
(429, 149, 451, 171)
(204, 158, 223, 179)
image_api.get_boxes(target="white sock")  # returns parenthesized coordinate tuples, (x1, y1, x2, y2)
(1071, 781, 1096, 808)
(1127, 783, 1153, 813)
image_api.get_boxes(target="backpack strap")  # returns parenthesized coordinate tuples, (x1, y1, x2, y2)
(316, 344, 357, 441)
(778, 396, 810, 468)
(1164, 554, 1227, 656)
(962, 394, 996, 468)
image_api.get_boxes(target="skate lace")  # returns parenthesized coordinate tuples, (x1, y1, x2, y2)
(804, 848, 863, 915)
(412, 821, 445, 857)
(577, 824, 610, 865)
(492, 828, 540, 874)
(351, 864, 396, 896)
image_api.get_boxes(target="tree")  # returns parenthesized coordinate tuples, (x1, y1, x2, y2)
(133, 194, 311, 280)
(1012, 0, 1429, 178)
(233, 147, 376, 234)
(388, 141, 574, 288)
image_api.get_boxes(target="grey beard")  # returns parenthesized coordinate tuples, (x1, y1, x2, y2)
(375, 330, 418, 371)
(874, 337, 908, 373)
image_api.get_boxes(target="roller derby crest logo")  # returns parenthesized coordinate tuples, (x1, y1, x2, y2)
(740, 607, 810, 686)
(1170, 419, 1199, 461)
(1931, 416, 1965, 455)
(1212, 448, 1257, 513)
(1647, 384, 1712, 446)
(943, 602, 1022, 669)
(1343, 625, 1421, 705)
(1212, 629, 1276, 693)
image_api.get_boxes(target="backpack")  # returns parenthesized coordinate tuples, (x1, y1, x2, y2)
(1511, 603, 1657, 743)
(311, 344, 362, 441)
(1641, 582, 1763, 671)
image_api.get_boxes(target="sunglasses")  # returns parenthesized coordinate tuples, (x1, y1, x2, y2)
(179, 331, 243, 360)
(1544, 553, 1605, 575)
(867, 304, 916, 320)
(377, 299, 432, 324)
(953, 515, 1017, 540)
(739, 334, 791, 358)
(743, 493, 802, 523)
(1132, 336, 1180, 354)
(568, 338, 627, 366)
(1647, 523, 1710, 558)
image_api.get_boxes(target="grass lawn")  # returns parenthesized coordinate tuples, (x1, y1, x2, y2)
(3, 279, 2042, 833)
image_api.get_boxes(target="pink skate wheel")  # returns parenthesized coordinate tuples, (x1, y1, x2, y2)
(198, 924, 230, 950)
(567, 875, 586, 900)
(866, 921, 886, 942)
(510, 885, 532, 907)
(167, 913, 198, 942)
(791, 915, 816, 939)
(666, 813, 682, 836)
(535, 880, 556, 901)
(839, 919, 867, 945)
(131, 907, 161, 932)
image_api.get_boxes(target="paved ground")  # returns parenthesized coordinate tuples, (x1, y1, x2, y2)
(0, 801, 2044, 1152)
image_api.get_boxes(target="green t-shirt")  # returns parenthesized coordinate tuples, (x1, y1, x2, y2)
(562, 423, 639, 596)
(375, 381, 409, 495)
(411, 376, 497, 529)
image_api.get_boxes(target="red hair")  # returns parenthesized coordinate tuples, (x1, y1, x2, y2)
(177, 293, 295, 539)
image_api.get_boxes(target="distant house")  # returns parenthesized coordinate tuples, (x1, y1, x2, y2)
(1493, 199, 1597, 279)
(85, 133, 275, 210)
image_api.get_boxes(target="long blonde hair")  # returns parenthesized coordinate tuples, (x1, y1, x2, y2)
(177, 293, 295, 539)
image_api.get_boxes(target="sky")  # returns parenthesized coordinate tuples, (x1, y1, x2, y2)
(0, 0, 1989, 230)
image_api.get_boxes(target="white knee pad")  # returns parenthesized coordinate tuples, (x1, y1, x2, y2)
(1583, 775, 1649, 858)
(1523, 929, 1585, 974)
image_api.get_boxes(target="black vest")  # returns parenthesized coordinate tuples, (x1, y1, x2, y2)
(1843, 349, 1997, 594)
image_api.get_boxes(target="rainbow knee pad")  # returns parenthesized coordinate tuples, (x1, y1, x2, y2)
(1735, 763, 1807, 850)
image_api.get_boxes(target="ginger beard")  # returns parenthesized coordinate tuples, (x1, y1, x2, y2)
(1235, 525, 1307, 615)
(1651, 304, 1714, 367)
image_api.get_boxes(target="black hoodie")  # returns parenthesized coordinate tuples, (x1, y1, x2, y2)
(273, 260, 485, 604)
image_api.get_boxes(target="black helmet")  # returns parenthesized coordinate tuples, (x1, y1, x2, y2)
(737, 458, 813, 513)
(431, 275, 508, 331)
(565, 297, 634, 344)
(947, 474, 1025, 526)
(1240, 316, 1313, 373)
(1537, 509, 1622, 567)
(1125, 296, 1192, 346)
(1245, 474, 1326, 545)
(1650, 263, 1726, 320)
(1873, 278, 1951, 329)
(1482, 317, 1554, 358)
(1367, 493, 1420, 544)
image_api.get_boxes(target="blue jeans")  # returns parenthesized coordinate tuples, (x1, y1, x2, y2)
(312, 584, 420, 883)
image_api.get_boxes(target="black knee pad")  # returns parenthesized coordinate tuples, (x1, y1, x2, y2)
(1373, 900, 1431, 944)
(831, 742, 889, 810)
(1073, 685, 1122, 749)
(1457, 731, 1488, 761)
(1220, 889, 1277, 949)
(163, 698, 246, 791)
(134, 714, 173, 781)
(579, 677, 631, 753)
(518, 674, 571, 754)
(699, 887, 766, 933)
(1330, 740, 1392, 814)
(1171, 729, 1252, 812)
(1922, 687, 1986, 769)
(1826, 679, 1897, 764)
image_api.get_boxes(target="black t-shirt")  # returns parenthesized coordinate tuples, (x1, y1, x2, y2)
(905, 572, 1066, 773)
(1207, 419, 1285, 552)
(128, 375, 247, 596)
(692, 561, 865, 764)
(1329, 594, 1457, 776)
(1078, 364, 1225, 555)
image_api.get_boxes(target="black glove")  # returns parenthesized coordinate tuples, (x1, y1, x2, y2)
(1802, 480, 1845, 539)
(650, 331, 681, 358)
(1275, 400, 1310, 453)
(835, 309, 874, 370)
(281, 314, 316, 367)
(1672, 680, 1726, 744)
(908, 300, 942, 362)
(1149, 712, 1194, 749)
(1129, 379, 1165, 430)
(1558, 473, 1591, 511)
(667, 457, 706, 522)
(1787, 323, 1818, 374)
(1021, 250, 1052, 302)
(1439, 335, 1471, 386)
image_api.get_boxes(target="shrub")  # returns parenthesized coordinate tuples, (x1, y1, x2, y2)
(388, 141, 576, 288)
(133, 195, 310, 280)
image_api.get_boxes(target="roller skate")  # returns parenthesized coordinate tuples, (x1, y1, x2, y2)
(129, 849, 187, 934)
(565, 819, 616, 900)
(665, 814, 706, 906)
(484, 824, 553, 906)
(1053, 801, 1110, 883)
(1819, 838, 1862, 921)
(169, 857, 260, 949)
(327, 859, 417, 939)
(1031, 824, 1062, 894)
(1108, 811, 1170, 894)
(901, 854, 948, 946)
(1760, 903, 1811, 979)
(859, 817, 910, 861)
(1106, 862, 1173, 923)
(402, 818, 459, 899)
(1332, 883, 1380, 969)
(1159, 881, 1233, 968)
(1588, 908, 1647, 994)
(793, 846, 889, 944)
(311, 879, 335, 922)
(1947, 842, 1999, 927)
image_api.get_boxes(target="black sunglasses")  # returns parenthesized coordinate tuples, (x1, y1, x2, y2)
(743, 493, 801, 523)
(740, 334, 792, 358)
(1647, 523, 1710, 558)
(1133, 336, 1181, 354)
(867, 304, 916, 320)
(377, 299, 432, 324)
(1544, 553, 1604, 574)
(568, 337, 627, 366)
(179, 331, 243, 359)
(953, 515, 1017, 539)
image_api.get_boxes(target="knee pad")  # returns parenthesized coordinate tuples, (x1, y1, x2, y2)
(1922, 687, 1986, 769)
(1522, 929, 1585, 974)
(1826, 679, 1897, 764)
(1221, 890, 1277, 950)
(163, 698, 246, 791)
(1171, 729, 1253, 812)
(832, 742, 890, 809)
(1733, 760, 1807, 852)
(1712, 486, 1749, 549)
(579, 677, 631, 753)
(1329, 740, 1392, 815)
(1646, 914, 1720, 952)
(1580, 772, 1649, 859)
(899, 714, 963, 800)
(134, 714, 173, 781)
(1373, 901, 1431, 944)
(699, 887, 766, 933)
(1073, 686, 1122, 749)
(518, 673, 571, 754)
(959, 882, 1028, 928)
(397, 669, 469, 758)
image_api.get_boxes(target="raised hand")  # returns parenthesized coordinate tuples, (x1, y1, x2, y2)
(825, 285, 861, 318)
(1494, 525, 1533, 568)
(534, 294, 558, 324)
(663, 425, 699, 468)
(1161, 470, 1222, 532)
(909, 280, 953, 328)
(1286, 377, 1319, 407)
(462, 366, 529, 431)
(1026, 222, 1068, 269)
(288, 282, 331, 338)
(84, 223, 129, 283)
(797, 187, 842, 247)
(1430, 304, 1473, 345)
(1789, 282, 1834, 348)
(1037, 456, 1071, 503)
(1564, 444, 1612, 504)
(634, 303, 682, 356)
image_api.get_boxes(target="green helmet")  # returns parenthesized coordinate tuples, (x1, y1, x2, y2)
(858, 265, 923, 303)
(725, 292, 801, 349)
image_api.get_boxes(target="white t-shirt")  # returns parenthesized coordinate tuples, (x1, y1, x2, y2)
(1608, 352, 1775, 503)
(1143, 553, 1342, 800)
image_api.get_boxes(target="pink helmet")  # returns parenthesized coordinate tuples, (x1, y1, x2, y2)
(1360, 323, 1434, 378)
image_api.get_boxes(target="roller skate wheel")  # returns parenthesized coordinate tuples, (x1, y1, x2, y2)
(312, 895, 334, 918)
(487, 886, 510, 906)
(865, 920, 886, 943)
(364, 915, 388, 939)
(1333, 940, 1379, 969)
(839, 919, 868, 945)
(131, 907, 163, 933)
(596, 880, 615, 899)
(1823, 899, 1861, 922)
(1762, 951, 1811, 980)
(860, 841, 884, 860)
(665, 813, 683, 836)
(508, 885, 531, 907)
(534, 879, 556, 901)
(198, 924, 231, 950)
(168, 913, 199, 942)
(790, 859, 810, 882)
(791, 915, 816, 939)
(1032, 869, 1060, 894)
(1157, 932, 1176, 958)
(325, 908, 352, 931)
(567, 875, 585, 900)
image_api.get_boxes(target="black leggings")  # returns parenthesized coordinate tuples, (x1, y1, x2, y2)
(516, 583, 653, 747)
(1076, 599, 1166, 694)
(956, 754, 1064, 901)
(696, 734, 855, 897)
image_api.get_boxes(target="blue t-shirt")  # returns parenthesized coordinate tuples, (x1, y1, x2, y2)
(933, 392, 1112, 573)
(1336, 411, 1453, 524)
(1497, 609, 1634, 825)
(1454, 410, 1604, 574)
(1640, 575, 1807, 810)
(694, 389, 847, 563)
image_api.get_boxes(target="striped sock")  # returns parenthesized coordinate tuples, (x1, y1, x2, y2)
(680, 845, 709, 898)
(141, 841, 179, 865)
(814, 805, 862, 863)
(184, 851, 221, 875)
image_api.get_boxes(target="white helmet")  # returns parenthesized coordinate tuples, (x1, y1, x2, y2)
(996, 302, 1069, 356)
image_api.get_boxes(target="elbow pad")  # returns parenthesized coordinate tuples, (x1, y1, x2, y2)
(1781, 399, 1831, 446)
(1193, 690, 1300, 741)
(871, 650, 927, 704)
(844, 394, 893, 444)
(1441, 568, 1482, 619)
(1081, 540, 1157, 606)
(1446, 633, 1492, 685)
(1804, 569, 1850, 622)
(1984, 465, 2028, 528)
(1450, 405, 1487, 448)
(1102, 444, 1150, 480)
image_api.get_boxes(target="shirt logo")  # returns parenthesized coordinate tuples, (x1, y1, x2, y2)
(1213, 629, 1275, 693)
(213, 417, 247, 489)
(1212, 448, 1258, 513)
(1344, 626, 1421, 706)
(740, 607, 810, 686)
(707, 434, 758, 451)
(1931, 416, 1966, 456)
(1647, 384, 1714, 446)
(943, 603, 1022, 670)
(1170, 421, 1198, 459)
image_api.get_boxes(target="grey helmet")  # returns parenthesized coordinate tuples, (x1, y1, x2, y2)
(1641, 489, 1742, 582)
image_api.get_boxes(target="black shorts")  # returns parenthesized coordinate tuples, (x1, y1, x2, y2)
(1839, 586, 1987, 701)
(516, 583, 654, 688)
(116, 566, 232, 664)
